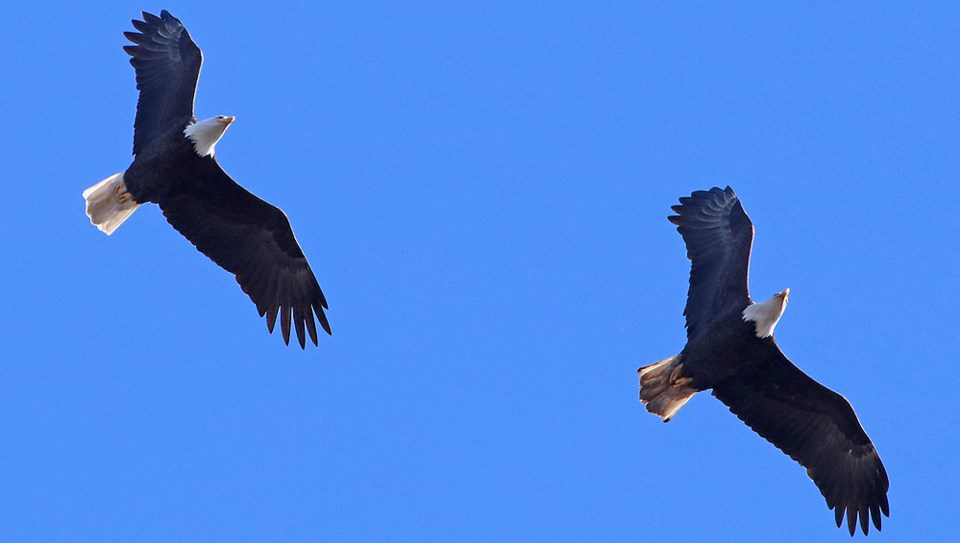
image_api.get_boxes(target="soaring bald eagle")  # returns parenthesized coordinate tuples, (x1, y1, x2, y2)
(639, 187, 889, 535)
(83, 10, 330, 348)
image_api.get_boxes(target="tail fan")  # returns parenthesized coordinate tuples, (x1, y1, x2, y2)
(638, 355, 697, 422)
(83, 172, 140, 235)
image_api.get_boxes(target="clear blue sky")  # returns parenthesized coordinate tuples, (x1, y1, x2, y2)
(1, 2, 957, 541)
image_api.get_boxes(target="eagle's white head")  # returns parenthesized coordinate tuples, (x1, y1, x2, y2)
(742, 288, 790, 338)
(184, 115, 235, 157)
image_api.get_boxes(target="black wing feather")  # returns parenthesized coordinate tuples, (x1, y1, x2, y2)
(669, 186, 754, 341)
(711, 344, 889, 536)
(125, 10, 202, 155)
(158, 160, 331, 348)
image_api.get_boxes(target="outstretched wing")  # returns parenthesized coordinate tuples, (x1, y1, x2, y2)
(668, 186, 753, 341)
(711, 343, 889, 536)
(158, 160, 331, 349)
(124, 10, 202, 155)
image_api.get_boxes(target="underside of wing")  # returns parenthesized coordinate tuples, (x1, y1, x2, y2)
(158, 160, 330, 348)
(124, 10, 202, 155)
(668, 186, 754, 340)
(711, 344, 889, 535)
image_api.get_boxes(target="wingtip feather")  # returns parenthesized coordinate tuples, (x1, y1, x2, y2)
(280, 304, 292, 345)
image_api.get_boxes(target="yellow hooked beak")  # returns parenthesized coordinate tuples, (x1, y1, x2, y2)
(778, 288, 790, 306)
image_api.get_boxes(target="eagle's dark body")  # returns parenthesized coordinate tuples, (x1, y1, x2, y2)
(123, 132, 200, 202)
(676, 312, 761, 389)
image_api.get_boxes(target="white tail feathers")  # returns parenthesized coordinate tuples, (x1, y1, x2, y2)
(83, 172, 140, 235)
(638, 355, 697, 422)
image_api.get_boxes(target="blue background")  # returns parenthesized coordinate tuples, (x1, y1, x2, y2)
(1, 2, 957, 541)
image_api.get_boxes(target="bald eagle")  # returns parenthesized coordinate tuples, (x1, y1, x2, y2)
(639, 187, 889, 535)
(83, 10, 330, 348)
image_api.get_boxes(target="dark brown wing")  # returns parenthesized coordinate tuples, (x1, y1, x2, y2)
(711, 342, 889, 535)
(669, 186, 754, 341)
(124, 10, 202, 155)
(158, 159, 330, 348)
